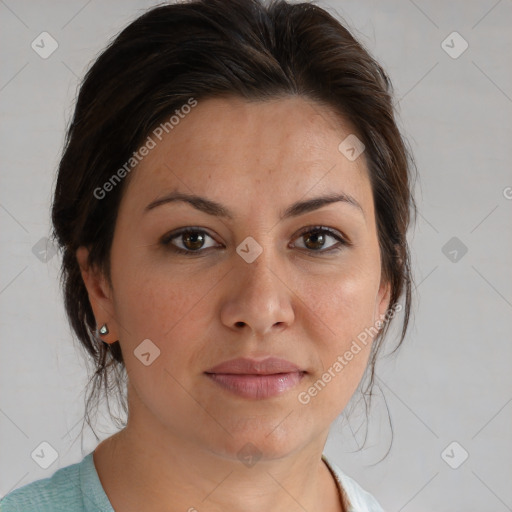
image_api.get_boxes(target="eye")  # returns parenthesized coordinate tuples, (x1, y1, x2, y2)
(160, 225, 349, 256)
(161, 228, 220, 254)
(291, 226, 348, 254)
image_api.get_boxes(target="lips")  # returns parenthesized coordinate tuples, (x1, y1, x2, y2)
(205, 357, 303, 375)
(204, 357, 306, 399)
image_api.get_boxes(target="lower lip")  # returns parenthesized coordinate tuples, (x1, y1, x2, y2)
(205, 372, 305, 399)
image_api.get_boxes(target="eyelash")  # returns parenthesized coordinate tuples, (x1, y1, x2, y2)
(160, 225, 350, 256)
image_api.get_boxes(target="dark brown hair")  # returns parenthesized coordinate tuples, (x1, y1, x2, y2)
(50, 0, 417, 448)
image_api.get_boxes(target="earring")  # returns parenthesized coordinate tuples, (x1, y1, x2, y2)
(99, 323, 109, 336)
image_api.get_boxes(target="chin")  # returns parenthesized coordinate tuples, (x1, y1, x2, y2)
(199, 416, 310, 463)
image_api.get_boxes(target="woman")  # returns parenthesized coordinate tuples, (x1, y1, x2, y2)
(1, 0, 416, 510)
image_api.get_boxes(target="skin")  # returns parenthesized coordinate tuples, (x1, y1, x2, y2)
(77, 95, 391, 512)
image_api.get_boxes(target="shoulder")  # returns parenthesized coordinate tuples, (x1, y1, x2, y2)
(0, 453, 90, 512)
(322, 453, 385, 512)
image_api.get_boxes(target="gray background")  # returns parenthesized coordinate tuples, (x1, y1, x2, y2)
(1, 0, 511, 510)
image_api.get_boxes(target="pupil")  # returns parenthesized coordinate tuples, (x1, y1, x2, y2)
(181, 230, 326, 251)
(184, 232, 204, 250)
(305, 231, 324, 250)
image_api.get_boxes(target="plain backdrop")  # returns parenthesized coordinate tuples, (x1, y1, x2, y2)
(1, 1, 511, 510)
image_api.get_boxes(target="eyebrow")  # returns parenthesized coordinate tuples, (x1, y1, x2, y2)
(144, 191, 364, 221)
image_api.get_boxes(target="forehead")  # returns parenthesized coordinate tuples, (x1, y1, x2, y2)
(121, 95, 373, 221)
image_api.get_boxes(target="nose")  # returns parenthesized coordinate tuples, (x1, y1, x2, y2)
(219, 248, 295, 338)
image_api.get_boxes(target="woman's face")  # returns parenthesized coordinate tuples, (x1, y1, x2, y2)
(80, 95, 390, 460)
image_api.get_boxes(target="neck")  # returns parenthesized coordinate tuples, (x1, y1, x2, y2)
(93, 418, 344, 512)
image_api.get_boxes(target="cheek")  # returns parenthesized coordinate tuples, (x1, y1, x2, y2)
(109, 266, 218, 417)
(112, 265, 216, 343)
(299, 254, 380, 346)
(295, 256, 380, 412)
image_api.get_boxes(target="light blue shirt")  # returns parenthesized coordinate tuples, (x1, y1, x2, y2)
(1, 451, 384, 511)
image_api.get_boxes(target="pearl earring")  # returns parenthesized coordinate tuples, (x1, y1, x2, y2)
(99, 323, 109, 335)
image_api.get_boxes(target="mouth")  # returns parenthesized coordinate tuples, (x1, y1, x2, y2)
(204, 357, 307, 400)
(204, 372, 306, 399)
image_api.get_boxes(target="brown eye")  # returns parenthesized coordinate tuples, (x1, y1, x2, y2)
(161, 225, 348, 256)
(303, 230, 327, 250)
(292, 226, 347, 253)
(161, 228, 219, 254)
(181, 231, 206, 250)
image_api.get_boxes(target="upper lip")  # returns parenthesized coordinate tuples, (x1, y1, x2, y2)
(205, 357, 304, 375)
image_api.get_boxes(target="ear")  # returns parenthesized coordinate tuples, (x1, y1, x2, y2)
(374, 276, 392, 328)
(76, 246, 119, 344)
